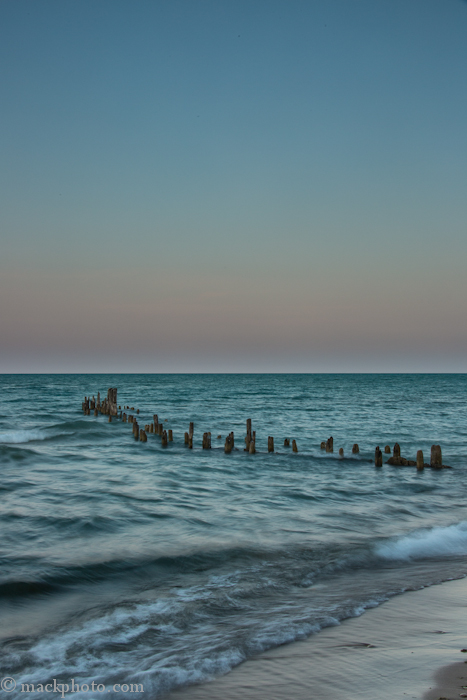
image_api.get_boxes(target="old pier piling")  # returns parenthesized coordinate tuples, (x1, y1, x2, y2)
(431, 444, 442, 468)
(352, 444, 359, 454)
(292, 440, 298, 453)
(375, 446, 383, 467)
(326, 437, 333, 453)
(416, 450, 424, 470)
(268, 436, 274, 453)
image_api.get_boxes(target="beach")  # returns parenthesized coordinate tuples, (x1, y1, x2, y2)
(168, 577, 467, 700)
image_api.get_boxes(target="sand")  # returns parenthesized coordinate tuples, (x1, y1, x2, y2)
(167, 577, 467, 700)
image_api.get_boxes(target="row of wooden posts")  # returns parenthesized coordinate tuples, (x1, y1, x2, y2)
(81, 389, 448, 468)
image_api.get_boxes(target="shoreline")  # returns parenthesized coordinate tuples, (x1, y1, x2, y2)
(167, 577, 467, 700)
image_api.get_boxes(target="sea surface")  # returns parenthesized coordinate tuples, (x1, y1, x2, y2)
(0, 374, 466, 698)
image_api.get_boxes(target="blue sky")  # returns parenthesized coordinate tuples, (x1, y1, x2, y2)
(1, 0, 466, 372)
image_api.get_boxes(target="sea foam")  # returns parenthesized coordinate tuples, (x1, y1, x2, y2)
(0, 429, 48, 444)
(376, 522, 467, 561)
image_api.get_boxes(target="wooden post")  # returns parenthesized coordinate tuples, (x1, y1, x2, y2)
(375, 446, 383, 467)
(284, 438, 290, 447)
(168, 429, 173, 442)
(268, 436, 274, 453)
(339, 447, 344, 456)
(189, 422, 194, 439)
(161, 430, 168, 447)
(188, 435, 193, 449)
(384, 445, 391, 454)
(352, 444, 359, 454)
(431, 444, 442, 468)
(224, 435, 233, 453)
(108, 415, 112, 422)
(393, 443, 401, 459)
(184, 432, 189, 444)
(320, 441, 326, 450)
(158, 423, 163, 436)
(292, 440, 298, 452)
(249, 439, 256, 454)
(416, 450, 424, 470)
(94, 408, 98, 417)
(326, 437, 333, 453)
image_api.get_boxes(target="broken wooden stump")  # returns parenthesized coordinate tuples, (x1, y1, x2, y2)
(292, 440, 298, 453)
(268, 436, 274, 453)
(184, 432, 189, 445)
(352, 444, 359, 454)
(431, 444, 442, 468)
(384, 445, 391, 454)
(326, 437, 333, 453)
(416, 450, 424, 470)
(284, 438, 290, 447)
(224, 435, 233, 453)
(168, 429, 173, 442)
(161, 430, 168, 447)
(375, 446, 383, 467)
(339, 447, 344, 456)
(320, 441, 326, 450)
(393, 443, 401, 459)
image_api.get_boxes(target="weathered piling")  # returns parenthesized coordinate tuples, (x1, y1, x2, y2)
(168, 429, 173, 442)
(416, 450, 424, 470)
(158, 423, 163, 436)
(154, 415, 158, 432)
(352, 444, 359, 454)
(188, 435, 193, 449)
(384, 445, 391, 454)
(375, 446, 383, 467)
(284, 438, 290, 447)
(431, 444, 442, 468)
(140, 429, 148, 442)
(268, 436, 274, 453)
(149, 423, 153, 433)
(107, 388, 118, 416)
(224, 435, 233, 453)
(393, 443, 401, 459)
(339, 447, 344, 456)
(94, 408, 98, 416)
(292, 440, 298, 453)
(189, 422, 194, 439)
(320, 441, 326, 450)
(326, 437, 333, 453)
(184, 432, 189, 445)
(161, 430, 168, 447)
(249, 439, 256, 454)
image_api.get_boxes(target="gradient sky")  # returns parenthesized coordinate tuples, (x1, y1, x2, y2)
(1, 0, 466, 372)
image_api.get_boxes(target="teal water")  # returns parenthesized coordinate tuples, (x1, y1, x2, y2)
(0, 374, 466, 698)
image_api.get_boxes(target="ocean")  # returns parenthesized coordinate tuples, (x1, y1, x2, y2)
(0, 373, 466, 698)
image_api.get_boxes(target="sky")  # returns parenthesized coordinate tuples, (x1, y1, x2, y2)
(1, 0, 466, 373)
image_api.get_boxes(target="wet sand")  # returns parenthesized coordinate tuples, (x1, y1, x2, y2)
(167, 577, 467, 700)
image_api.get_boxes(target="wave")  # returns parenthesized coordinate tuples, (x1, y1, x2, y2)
(375, 521, 467, 561)
(0, 429, 51, 444)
